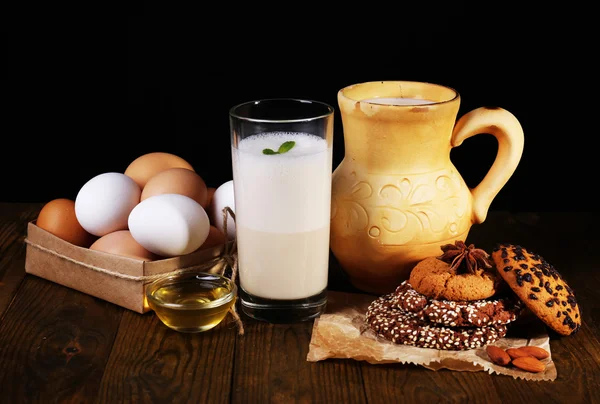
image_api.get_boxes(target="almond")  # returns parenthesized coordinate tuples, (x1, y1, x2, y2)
(512, 356, 546, 373)
(516, 346, 550, 360)
(506, 347, 534, 360)
(486, 345, 511, 366)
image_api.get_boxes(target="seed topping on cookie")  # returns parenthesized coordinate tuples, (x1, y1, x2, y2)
(366, 287, 510, 350)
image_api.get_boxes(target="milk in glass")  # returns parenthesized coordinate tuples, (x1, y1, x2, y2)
(232, 132, 332, 300)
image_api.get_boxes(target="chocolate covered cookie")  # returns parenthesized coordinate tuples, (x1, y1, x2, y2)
(388, 281, 523, 327)
(422, 297, 523, 328)
(491, 243, 581, 336)
(366, 291, 508, 350)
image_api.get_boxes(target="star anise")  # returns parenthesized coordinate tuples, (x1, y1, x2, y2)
(437, 240, 492, 274)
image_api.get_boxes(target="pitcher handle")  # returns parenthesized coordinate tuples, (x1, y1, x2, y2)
(451, 106, 525, 224)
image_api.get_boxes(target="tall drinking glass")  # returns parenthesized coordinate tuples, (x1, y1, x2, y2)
(229, 98, 334, 323)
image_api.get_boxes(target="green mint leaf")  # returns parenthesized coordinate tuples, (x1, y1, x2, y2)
(277, 141, 296, 154)
(262, 141, 296, 156)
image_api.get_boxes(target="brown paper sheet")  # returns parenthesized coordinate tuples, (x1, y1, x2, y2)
(307, 291, 557, 381)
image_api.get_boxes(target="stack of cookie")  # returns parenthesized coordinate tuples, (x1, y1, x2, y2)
(366, 241, 523, 350)
(366, 241, 582, 350)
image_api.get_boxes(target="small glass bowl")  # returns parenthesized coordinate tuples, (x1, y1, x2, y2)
(146, 271, 237, 333)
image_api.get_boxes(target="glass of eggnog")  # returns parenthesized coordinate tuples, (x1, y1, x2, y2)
(229, 98, 334, 323)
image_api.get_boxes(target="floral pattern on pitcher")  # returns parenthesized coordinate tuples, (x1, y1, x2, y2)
(331, 168, 471, 246)
(331, 171, 371, 232)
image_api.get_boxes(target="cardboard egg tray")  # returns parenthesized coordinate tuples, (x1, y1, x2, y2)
(24, 221, 232, 313)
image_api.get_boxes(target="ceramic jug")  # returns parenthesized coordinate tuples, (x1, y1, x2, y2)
(330, 81, 524, 294)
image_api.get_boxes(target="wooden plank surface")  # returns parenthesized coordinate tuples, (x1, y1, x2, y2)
(232, 319, 366, 403)
(0, 203, 42, 318)
(0, 276, 123, 403)
(97, 310, 237, 404)
(0, 203, 599, 403)
(361, 363, 503, 404)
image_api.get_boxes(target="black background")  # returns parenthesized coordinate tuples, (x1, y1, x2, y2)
(2, 3, 595, 212)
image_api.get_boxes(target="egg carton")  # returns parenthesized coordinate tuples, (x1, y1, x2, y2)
(24, 221, 232, 313)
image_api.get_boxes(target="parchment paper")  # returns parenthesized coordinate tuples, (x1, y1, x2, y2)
(307, 291, 557, 381)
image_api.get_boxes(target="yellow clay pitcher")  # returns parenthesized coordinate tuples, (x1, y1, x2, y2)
(330, 81, 524, 294)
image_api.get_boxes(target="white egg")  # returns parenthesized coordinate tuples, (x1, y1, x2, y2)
(210, 180, 236, 240)
(75, 172, 141, 237)
(128, 193, 210, 257)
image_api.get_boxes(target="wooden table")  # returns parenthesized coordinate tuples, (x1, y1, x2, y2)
(1, 203, 599, 403)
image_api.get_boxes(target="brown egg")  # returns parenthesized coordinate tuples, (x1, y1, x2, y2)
(198, 225, 227, 250)
(90, 230, 159, 261)
(141, 168, 208, 208)
(206, 187, 217, 211)
(36, 198, 96, 247)
(124, 152, 195, 189)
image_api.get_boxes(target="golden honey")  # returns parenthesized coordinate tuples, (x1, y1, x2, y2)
(146, 272, 237, 333)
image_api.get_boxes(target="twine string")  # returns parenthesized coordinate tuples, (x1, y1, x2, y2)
(219, 206, 244, 335)
(23, 240, 225, 281)
(24, 205, 245, 335)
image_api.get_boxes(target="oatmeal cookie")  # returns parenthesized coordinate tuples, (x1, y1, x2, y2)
(491, 243, 581, 336)
(409, 256, 503, 301)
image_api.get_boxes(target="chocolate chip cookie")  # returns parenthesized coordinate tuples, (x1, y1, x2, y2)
(366, 290, 508, 350)
(491, 243, 581, 336)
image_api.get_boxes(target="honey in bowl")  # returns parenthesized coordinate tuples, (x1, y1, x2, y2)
(146, 272, 237, 333)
